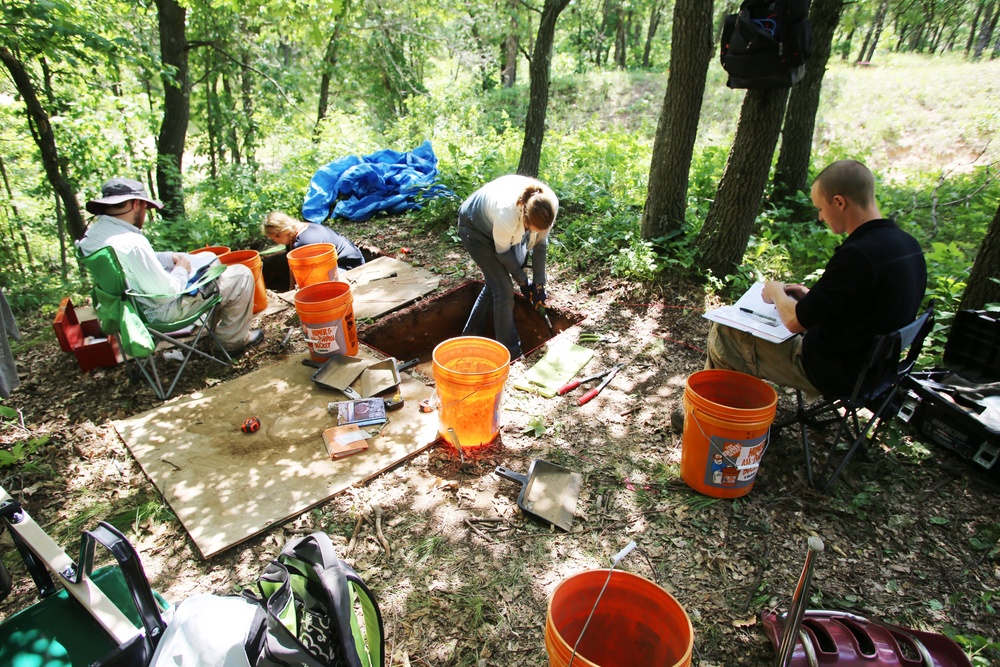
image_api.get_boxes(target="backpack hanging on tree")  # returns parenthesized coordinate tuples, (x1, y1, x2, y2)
(720, 0, 813, 89)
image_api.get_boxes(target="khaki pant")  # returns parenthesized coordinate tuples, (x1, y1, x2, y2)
(153, 264, 255, 351)
(705, 322, 821, 398)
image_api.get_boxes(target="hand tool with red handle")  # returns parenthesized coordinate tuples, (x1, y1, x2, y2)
(558, 364, 624, 405)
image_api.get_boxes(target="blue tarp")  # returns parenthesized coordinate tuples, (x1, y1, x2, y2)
(301, 140, 452, 223)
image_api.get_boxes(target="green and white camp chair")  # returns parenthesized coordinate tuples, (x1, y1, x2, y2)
(77, 246, 232, 400)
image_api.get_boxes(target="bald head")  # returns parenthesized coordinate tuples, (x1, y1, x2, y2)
(813, 160, 876, 208)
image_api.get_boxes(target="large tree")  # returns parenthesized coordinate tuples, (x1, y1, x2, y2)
(773, 0, 845, 200)
(960, 201, 1000, 310)
(155, 0, 191, 222)
(641, 0, 715, 239)
(697, 88, 790, 279)
(517, 0, 572, 178)
(0, 47, 86, 242)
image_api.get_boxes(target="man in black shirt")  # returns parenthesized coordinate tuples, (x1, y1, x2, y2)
(706, 160, 927, 397)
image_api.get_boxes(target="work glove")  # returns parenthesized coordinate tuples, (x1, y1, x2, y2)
(519, 282, 533, 301)
(531, 284, 547, 307)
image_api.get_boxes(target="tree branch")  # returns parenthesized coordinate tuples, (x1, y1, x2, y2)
(204, 42, 311, 121)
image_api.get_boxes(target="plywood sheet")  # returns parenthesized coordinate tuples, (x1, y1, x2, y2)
(114, 348, 440, 559)
(277, 256, 439, 321)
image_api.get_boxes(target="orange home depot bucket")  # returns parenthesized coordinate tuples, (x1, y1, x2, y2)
(189, 245, 231, 256)
(287, 243, 339, 288)
(219, 249, 268, 313)
(545, 569, 693, 667)
(680, 369, 777, 499)
(294, 281, 358, 363)
(432, 336, 510, 449)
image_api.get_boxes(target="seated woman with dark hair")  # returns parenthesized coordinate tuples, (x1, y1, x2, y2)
(262, 211, 365, 270)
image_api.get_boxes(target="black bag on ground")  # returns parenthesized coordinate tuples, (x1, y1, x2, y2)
(242, 532, 385, 667)
(720, 0, 813, 89)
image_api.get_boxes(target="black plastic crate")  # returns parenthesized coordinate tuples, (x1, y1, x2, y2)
(941, 310, 1000, 383)
(902, 310, 1000, 479)
(900, 384, 1000, 478)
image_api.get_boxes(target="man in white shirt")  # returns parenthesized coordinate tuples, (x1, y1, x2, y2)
(78, 178, 263, 354)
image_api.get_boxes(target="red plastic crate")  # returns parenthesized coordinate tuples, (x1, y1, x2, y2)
(53, 297, 122, 371)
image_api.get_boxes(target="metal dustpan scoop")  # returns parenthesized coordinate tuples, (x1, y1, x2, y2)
(496, 459, 582, 531)
(311, 355, 369, 399)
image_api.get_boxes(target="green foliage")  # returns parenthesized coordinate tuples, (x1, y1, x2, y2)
(522, 414, 547, 437)
(947, 631, 1000, 667)
(0, 402, 50, 470)
(969, 523, 1000, 561)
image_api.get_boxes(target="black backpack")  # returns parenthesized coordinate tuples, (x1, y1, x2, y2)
(720, 0, 813, 89)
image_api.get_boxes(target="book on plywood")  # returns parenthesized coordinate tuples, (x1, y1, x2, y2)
(703, 282, 796, 345)
(322, 424, 370, 459)
(334, 398, 387, 428)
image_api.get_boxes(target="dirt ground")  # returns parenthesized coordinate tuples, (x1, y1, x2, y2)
(2, 220, 999, 666)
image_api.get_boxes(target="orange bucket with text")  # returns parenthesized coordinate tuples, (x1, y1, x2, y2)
(219, 249, 267, 313)
(294, 281, 358, 363)
(545, 569, 693, 667)
(287, 243, 339, 288)
(432, 336, 509, 450)
(189, 245, 231, 257)
(680, 369, 777, 499)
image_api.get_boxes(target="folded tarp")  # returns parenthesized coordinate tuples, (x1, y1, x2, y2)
(302, 140, 452, 223)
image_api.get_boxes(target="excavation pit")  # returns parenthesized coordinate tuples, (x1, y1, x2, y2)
(359, 281, 581, 373)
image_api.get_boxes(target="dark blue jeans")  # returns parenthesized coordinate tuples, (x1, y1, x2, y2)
(459, 226, 522, 359)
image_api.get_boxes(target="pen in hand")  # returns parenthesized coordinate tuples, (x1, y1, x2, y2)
(739, 307, 779, 327)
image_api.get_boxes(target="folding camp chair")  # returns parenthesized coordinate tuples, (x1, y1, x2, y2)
(0, 485, 169, 667)
(77, 246, 232, 400)
(775, 306, 935, 492)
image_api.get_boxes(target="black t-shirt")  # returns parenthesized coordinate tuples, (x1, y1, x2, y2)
(795, 219, 927, 397)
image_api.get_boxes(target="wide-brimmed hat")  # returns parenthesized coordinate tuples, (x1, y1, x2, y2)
(86, 178, 164, 215)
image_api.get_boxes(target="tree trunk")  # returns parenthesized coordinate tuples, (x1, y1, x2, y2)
(54, 193, 67, 282)
(697, 88, 790, 279)
(967, 1, 984, 56)
(240, 46, 258, 168)
(503, 9, 518, 88)
(155, 0, 190, 222)
(0, 47, 86, 241)
(641, 0, 714, 239)
(517, 0, 571, 178)
(960, 201, 1000, 310)
(856, 24, 874, 62)
(974, 0, 999, 59)
(206, 73, 219, 179)
(840, 27, 854, 60)
(316, 30, 341, 132)
(773, 0, 844, 200)
(614, 7, 627, 68)
(0, 154, 27, 274)
(864, 0, 890, 62)
(642, 0, 663, 67)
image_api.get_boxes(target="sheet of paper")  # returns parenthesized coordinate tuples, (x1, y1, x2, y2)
(703, 282, 796, 344)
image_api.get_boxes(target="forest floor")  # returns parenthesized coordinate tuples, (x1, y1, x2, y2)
(2, 219, 1000, 666)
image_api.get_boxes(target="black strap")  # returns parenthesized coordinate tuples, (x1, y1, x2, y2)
(243, 602, 269, 664)
(0, 496, 56, 598)
(75, 521, 168, 654)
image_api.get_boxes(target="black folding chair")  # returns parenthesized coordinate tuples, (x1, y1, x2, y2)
(775, 306, 935, 492)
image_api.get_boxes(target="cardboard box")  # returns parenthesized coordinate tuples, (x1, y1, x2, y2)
(53, 297, 123, 371)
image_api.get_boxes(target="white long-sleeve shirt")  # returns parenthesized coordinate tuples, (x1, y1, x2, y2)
(77, 215, 190, 320)
(458, 175, 557, 284)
